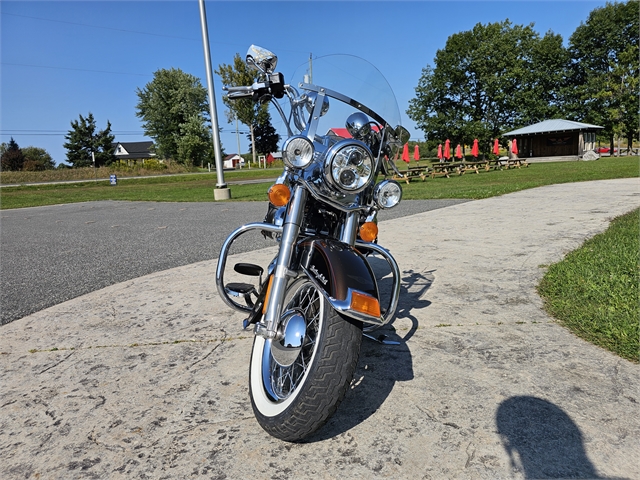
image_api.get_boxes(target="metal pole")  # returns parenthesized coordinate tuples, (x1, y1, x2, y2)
(198, 0, 230, 198)
(91, 151, 96, 183)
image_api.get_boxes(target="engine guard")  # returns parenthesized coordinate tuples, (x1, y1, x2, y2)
(297, 237, 385, 325)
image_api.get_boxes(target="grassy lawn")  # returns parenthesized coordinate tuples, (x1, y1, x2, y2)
(1, 156, 637, 209)
(538, 209, 639, 363)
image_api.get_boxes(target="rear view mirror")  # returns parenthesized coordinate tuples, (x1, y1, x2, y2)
(246, 45, 278, 74)
(395, 126, 411, 145)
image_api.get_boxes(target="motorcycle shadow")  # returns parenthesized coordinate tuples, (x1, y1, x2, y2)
(306, 263, 434, 442)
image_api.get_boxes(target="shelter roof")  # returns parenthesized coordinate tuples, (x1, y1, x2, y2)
(504, 119, 603, 137)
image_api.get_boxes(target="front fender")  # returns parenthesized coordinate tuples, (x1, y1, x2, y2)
(297, 237, 382, 324)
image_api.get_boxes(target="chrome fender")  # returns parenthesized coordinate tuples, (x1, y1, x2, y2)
(297, 237, 383, 325)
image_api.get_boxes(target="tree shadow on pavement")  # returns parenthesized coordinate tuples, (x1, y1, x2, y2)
(496, 396, 607, 479)
(306, 264, 434, 442)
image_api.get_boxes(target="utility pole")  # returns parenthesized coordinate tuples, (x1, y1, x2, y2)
(236, 115, 245, 168)
(91, 151, 97, 183)
(198, 0, 230, 200)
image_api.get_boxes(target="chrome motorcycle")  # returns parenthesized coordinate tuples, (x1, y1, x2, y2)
(216, 45, 408, 442)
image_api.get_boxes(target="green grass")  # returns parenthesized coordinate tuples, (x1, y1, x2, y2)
(538, 208, 640, 363)
(0, 156, 637, 209)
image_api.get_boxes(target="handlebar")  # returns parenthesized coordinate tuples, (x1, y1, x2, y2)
(223, 73, 286, 101)
(226, 85, 254, 99)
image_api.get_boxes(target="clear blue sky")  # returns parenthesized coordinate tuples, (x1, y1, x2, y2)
(1, 0, 605, 165)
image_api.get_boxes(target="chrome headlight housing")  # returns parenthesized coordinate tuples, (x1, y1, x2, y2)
(373, 180, 402, 209)
(282, 135, 314, 169)
(324, 140, 374, 194)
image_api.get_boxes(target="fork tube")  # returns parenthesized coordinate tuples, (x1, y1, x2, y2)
(340, 211, 359, 246)
(263, 185, 308, 338)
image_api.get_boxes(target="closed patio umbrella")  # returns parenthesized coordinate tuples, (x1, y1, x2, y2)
(471, 138, 479, 158)
(444, 139, 451, 160)
(437, 143, 443, 162)
(512, 139, 519, 156)
(414, 144, 420, 161)
(493, 138, 500, 156)
(455, 144, 463, 159)
(402, 143, 410, 163)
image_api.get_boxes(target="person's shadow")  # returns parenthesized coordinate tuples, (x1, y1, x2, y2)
(306, 255, 434, 442)
(496, 396, 609, 479)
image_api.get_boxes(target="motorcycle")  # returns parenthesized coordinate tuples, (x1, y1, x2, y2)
(216, 45, 409, 442)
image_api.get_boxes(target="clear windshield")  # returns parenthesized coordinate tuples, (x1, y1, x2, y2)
(289, 54, 402, 134)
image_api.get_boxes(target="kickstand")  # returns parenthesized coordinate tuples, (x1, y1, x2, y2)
(363, 333, 401, 345)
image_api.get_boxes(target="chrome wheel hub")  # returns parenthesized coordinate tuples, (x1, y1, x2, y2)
(271, 309, 307, 367)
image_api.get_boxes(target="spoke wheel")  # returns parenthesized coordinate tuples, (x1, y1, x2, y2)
(249, 277, 362, 442)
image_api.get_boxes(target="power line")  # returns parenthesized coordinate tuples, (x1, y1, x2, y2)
(2, 11, 312, 55)
(2, 62, 152, 77)
(2, 12, 200, 42)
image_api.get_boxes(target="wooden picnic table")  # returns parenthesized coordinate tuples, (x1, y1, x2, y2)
(430, 162, 464, 178)
(392, 166, 429, 184)
(486, 158, 529, 170)
(460, 160, 489, 174)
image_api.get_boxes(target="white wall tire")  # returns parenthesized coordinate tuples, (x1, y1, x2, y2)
(249, 277, 362, 441)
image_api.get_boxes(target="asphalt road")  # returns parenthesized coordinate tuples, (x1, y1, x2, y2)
(0, 199, 467, 324)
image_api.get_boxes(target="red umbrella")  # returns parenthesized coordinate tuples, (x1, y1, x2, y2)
(402, 143, 410, 163)
(471, 138, 479, 158)
(455, 144, 463, 159)
(437, 144, 443, 161)
(493, 138, 500, 156)
(413, 144, 420, 161)
(444, 139, 451, 160)
(511, 139, 519, 156)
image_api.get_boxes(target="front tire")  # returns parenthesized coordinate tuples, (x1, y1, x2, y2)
(249, 277, 362, 442)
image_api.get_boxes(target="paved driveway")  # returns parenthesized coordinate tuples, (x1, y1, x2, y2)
(0, 199, 466, 325)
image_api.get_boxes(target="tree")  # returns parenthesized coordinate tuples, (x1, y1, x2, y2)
(216, 54, 273, 164)
(63, 113, 115, 167)
(568, 1, 639, 153)
(22, 147, 55, 171)
(175, 114, 212, 167)
(0, 138, 25, 171)
(407, 21, 569, 156)
(248, 109, 280, 155)
(136, 68, 210, 161)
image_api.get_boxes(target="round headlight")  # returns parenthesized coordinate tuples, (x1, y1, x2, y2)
(373, 180, 402, 209)
(282, 136, 314, 169)
(325, 141, 374, 193)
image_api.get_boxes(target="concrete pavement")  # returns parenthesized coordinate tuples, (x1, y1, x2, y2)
(1, 178, 639, 479)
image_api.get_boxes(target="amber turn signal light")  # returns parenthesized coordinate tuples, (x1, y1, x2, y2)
(350, 291, 381, 318)
(359, 222, 378, 242)
(262, 275, 274, 315)
(268, 184, 291, 207)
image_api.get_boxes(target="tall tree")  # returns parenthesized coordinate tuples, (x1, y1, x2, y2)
(216, 54, 272, 164)
(568, 0, 639, 152)
(63, 113, 115, 167)
(0, 138, 25, 171)
(175, 114, 212, 167)
(407, 21, 569, 156)
(22, 147, 56, 171)
(248, 110, 280, 155)
(136, 68, 210, 161)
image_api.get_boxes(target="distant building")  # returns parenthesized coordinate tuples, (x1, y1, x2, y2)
(504, 120, 603, 159)
(113, 141, 155, 163)
(223, 154, 243, 169)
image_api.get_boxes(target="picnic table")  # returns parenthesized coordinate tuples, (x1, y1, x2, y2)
(487, 158, 529, 170)
(392, 165, 429, 184)
(430, 162, 464, 178)
(460, 160, 489, 174)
